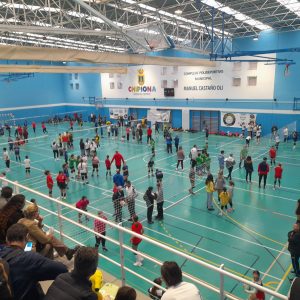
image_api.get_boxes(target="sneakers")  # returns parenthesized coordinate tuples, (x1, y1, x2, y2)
(133, 261, 142, 267)
(102, 247, 108, 252)
(218, 212, 223, 216)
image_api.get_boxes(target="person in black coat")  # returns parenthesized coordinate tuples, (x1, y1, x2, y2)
(45, 247, 98, 300)
(244, 156, 254, 183)
(288, 223, 300, 277)
(0, 224, 67, 300)
(144, 187, 156, 224)
(112, 186, 125, 223)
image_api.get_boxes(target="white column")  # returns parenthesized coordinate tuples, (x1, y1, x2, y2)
(182, 109, 190, 130)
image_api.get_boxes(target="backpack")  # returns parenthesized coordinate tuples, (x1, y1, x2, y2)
(0, 249, 21, 300)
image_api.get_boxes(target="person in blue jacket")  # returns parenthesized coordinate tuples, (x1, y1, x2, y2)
(0, 223, 68, 300)
(174, 135, 179, 152)
(166, 135, 173, 154)
(113, 169, 125, 187)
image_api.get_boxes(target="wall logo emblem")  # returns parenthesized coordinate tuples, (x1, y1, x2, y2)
(138, 69, 145, 86)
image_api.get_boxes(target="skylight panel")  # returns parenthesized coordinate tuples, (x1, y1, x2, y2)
(276, 0, 300, 17)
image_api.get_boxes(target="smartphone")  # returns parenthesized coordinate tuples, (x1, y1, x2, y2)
(24, 242, 33, 252)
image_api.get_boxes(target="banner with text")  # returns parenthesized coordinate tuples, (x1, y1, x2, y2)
(221, 112, 257, 128)
(101, 55, 275, 100)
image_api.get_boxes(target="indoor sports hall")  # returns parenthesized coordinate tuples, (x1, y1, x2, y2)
(0, 1, 299, 300)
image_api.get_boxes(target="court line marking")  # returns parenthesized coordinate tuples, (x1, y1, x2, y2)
(269, 264, 292, 300)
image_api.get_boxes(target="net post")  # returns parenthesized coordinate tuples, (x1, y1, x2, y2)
(118, 229, 126, 286)
(219, 264, 225, 300)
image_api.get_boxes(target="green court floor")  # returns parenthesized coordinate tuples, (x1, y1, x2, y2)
(1, 121, 297, 299)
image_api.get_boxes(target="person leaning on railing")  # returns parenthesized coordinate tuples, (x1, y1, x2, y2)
(18, 203, 78, 260)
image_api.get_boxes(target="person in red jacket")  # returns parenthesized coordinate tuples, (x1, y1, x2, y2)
(45, 170, 54, 197)
(76, 196, 90, 223)
(131, 215, 144, 267)
(258, 157, 269, 189)
(56, 171, 67, 199)
(269, 146, 276, 166)
(42, 122, 48, 134)
(147, 126, 152, 144)
(105, 155, 112, 178)
(274, 163, 283, 190)
(69, 120, 74, 131)
(111, 150, 125, 170)
(32, 121, 36, 134)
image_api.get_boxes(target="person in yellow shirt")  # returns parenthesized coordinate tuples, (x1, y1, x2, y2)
(219, 187, 230, 216)
(205, 174, 215, 211)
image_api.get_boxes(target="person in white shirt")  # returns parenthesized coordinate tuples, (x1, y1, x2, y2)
(283, 127, 289, 143)
(161, 261, 202, 300)
(24, 155, 31, 177)
(90, 140, 97, 156)
(3, 147, 10, 171)
(78, 159, 89, 184)
(245, 135, 251, 147)
(84, 138, 91, 157)
(107, 124, 111, 138)
(190, 145, 198, 164)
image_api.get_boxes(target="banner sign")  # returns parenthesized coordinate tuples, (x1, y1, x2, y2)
(109, 108, 128, 119)
(221, 112, 257, 128)
(147, 109, 171, 123)
(101, 55, 275, 100)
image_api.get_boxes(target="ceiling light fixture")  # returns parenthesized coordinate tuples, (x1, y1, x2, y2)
(174, 9, 182, 15)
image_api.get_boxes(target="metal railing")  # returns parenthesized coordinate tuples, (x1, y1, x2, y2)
(6, 178, 289, 300)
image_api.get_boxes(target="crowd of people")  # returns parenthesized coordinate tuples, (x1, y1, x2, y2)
(0, 114, 299, 300)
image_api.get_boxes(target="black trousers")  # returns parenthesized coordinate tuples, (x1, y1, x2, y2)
(157, 202, 164, 219)
(227, 166, 233, 180)
(127, 200, 136, 218)
(246, 171, 252, 182)
(147, 204, 154, 222)
(95, 231, 106, 248)
(176, 160, 183, 169)
(167, 144, 172, 153)
(258, 174, 267, 188)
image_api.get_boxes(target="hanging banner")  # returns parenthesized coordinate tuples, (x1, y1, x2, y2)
(101, 55, 275, 100)
(221, 112, 257, 128)
(109, 108, 128, 119)
(147, 109, 171, 123)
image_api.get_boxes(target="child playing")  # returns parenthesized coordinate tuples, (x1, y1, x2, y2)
(219, 187, 230, 216)
(45, 170, 53, 197)
(69, 154, 77, 179)
(122, 163, 129, 183)
(14, 144, 21, 162)
(24, 155, 31, 177)
(131, 215, 144, 267)
(189, 162, 196, 195)
(228, 181, 235, 212)
(269, 146, 276, 166)
(94, 211, 108, 252)
(41, 122, 48, 134)
(3, 148, 10, 171)
(63, 163, 70, 187)
(105, 155, 112, 178)
(148, 155, 155, 177)
(244, 270, 265, 300)
(76, 196, 90, 223)
(150, 138, 156, 156)
(91, 153, 100, 177)
(0, 172, 8, 188)
(274, 163, 283, 190)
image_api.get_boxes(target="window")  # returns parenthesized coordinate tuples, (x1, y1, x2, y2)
(248, 76, 257, 86)
(172, 79, 178, 88)
(232, 77, 241, 87)
(110, 82, 115, 89)
(233, 62, 242, 71)
(75, 83, 79, 90)
(74, 73, 79, 80)
(117, 82, 123, 89)
(70, 83, 73, 89)
(161, 66, 167, 76)
(161, 80, 167, 88)
(172, 66, 178, 74)
(109, 73, 114, 78)
(248, 62, 258, 70)
(69, 74, 72, 80)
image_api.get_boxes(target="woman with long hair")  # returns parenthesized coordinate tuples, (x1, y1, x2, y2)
(0, 194, 25, 244)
